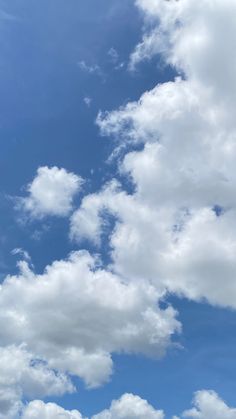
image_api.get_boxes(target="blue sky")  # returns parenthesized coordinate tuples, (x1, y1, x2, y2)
(1, 1, 236, 418)
(0, 0, 174, 271)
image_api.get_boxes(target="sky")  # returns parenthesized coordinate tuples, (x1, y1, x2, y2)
(0, 0, 236, 418)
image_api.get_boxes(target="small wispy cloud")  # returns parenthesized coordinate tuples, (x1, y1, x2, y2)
(108, 47, 125, 70)
(11, 248, 31, 262)
(83, 96, 92, 107)
(78, 60, 103, 76)
(108, 47, 119, 64)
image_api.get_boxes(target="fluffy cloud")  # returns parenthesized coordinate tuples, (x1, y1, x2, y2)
(70, 180, 126, 245)
(89, 0, 236, 309)
(71, 178, 236, 308)
(6, 390, 236, 419)
(22, 400, 83, 419)
(0, 251, 180, 394)
(21, 393, 164, 419)
(0, 345, 73, 418)
(20, 166, 82, 218)
(92, 393, 164, 419)
(6, 0, 236, 414)
(182, 390, 236, 419)
(131, 0, 236, 96)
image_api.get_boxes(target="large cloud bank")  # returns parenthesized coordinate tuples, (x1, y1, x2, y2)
(89, 0, 236, 308)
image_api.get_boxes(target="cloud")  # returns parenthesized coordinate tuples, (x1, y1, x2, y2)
(129, 27, 167, 71)
(78, 61, 104, 78)
(0, 387, 22, 419)
(108, 47, 119, 64)
(0, 345, 74, 418)
(21, 393, 164, 419)
(89, 0, 236, 309)
(92, 393, 164, 419)
(129, 0, 180, 69)
(182, 390, 236, 419)
(22, 400, 83, 419)
(11, 248, 31, 263)
(84, 97, 92, 107)
(4, 389, 235, 419)
(19, 166, 83, 219)
(70, 180, 124, 245)
(71, 177, 236, 308)
(132, 0, 236, 104)
(4, 0, 236, 414)
(0, 250, 180, 396)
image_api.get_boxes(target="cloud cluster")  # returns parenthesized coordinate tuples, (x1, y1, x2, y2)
(0, 345, 74, 418)
(91, 0, 236, 309)
(0, 250, 180, 415)
(20, 166, 82, 218)
(94, 391, 236, 419)
(6, 0, 236, 415)
(18, 390, 236, 418)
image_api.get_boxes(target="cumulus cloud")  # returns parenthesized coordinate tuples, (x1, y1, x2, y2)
(87, 0, 236, 309)
(70, 180, 124, 245)
(131, 0, 236, 90)
(0, 345, 74, 418)
(92, 393, 164, 419)
(19, 166, 83, 218)
(20, 393, 164, 419)
(5, 389, 236, 419)
(6, 0, 236, 414)
(71, 178, 236, 308)
(182, 390, 236, 419)
(22, 400, 83, 419)
(0, 251, 180, 394)
(0, 249, 180, 413)
(1, 390, 168, 418)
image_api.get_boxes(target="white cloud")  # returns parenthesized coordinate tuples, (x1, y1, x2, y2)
(84, 97, 92, 107)
(22, 400, 83, 419)
(0, 345, 74, 399)
(182, 390, 236, 419)
(5, 389, 236, 419)
(78, 61, 103, 78)
(90, 0, 236, 309)
(5, 0, 236, 414)
(0, 251, 180, 394)
(129, 0, 179, 70)
(108, 48, 119, 64)
(0, 345, 73, 418)
(20, 166, 83, 218)
(71, 178, 236, 308)
(92, 393, 164, 419)
(70, 180, 123, 245)
(129, 27, 167, 71)
(11, 248, 31, 263)
(132, 0, 236, 105)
